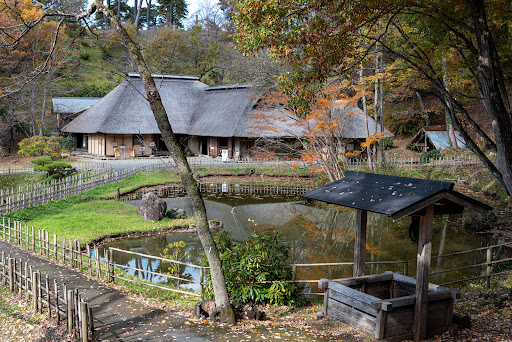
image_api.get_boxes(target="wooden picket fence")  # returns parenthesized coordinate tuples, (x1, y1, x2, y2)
(0, 168, 143, 215)
(1, 215, 511, 301)
(0, 252, 95, 341)
(0, 217, 201, 298)
(345, 154, 483, 169)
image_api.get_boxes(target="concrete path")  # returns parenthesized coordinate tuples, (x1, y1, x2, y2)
(0, 240, 360, 341)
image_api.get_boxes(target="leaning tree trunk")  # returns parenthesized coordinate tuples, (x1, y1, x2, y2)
(92, 0, 235, 323)
(467, 0, 512, 196)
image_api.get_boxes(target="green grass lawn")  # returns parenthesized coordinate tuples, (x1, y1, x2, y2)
(25, 200, 192, 243)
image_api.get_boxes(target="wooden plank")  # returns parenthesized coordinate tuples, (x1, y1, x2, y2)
(329, 289, 379, 316)
(386, 305, 415, 337)
(353, 209, 367, 277)
(393, 273, 452, 293)
(336, 273, 393, 287)
(327, 298, 376, 335)
(366, 280, 392, 300)
(414, 204, 434, 341)
(328, 281, 381, 306)
(375, 309, 387, 339)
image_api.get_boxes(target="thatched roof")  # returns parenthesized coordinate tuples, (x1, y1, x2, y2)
(331, 100, 393, 139)
(52, 97, 101, 114)
(62, 75, 392, 139)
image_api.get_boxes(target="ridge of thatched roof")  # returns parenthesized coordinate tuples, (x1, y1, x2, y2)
(62, 75, 392, 139)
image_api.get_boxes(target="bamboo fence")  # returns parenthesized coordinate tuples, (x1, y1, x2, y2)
(2, 217, 510, 299)
(0, 168, 142, 215)
(0, 251, 95, 342)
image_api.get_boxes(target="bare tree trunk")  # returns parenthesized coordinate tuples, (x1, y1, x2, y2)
(146, 0, 151, 29)
(379, 51, 385, 167)
(442, 58, 458, 148)
(360, 63, 373, 171)
(133, 0, 142, 28)
(92, 0, 235, 323)
(415, 91, 428, 126)
(467, 0, 512, 196)
(372, 52, 379, 168)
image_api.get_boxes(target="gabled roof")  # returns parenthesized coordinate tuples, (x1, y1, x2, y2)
(409, 125, 466, 149)
(61, 74, 393, 139)
(302, 171, 491, 221)
(52, 97, 102, 114)
(62, 74, 292, 137)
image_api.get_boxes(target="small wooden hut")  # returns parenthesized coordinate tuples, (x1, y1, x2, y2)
(303, 171, 491, 341)
(409, 125, 466, 152)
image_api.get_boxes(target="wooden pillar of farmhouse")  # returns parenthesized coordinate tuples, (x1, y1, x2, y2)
(209, 137, 218, 157)
(353, 209, 367, 277)
(228, 138, 233, 158)
(414, 204, 434, 341)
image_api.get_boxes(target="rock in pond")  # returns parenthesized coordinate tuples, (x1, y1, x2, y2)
(166, 208, 187, 219)
(139, 192, 167, 221)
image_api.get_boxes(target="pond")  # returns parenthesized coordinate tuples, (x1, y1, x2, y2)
(97, 191, 511, 293)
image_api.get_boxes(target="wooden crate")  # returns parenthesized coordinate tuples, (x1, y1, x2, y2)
(319, 272, 459, 342)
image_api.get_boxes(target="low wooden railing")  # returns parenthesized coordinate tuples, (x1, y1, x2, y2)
(0, 252, 95, 341)
(1, 217, 511, 299)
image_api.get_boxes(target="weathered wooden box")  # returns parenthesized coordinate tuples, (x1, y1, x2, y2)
(319, 272, 459, 342)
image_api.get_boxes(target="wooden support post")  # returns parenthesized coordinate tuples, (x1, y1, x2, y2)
(32, 271, 38, 312)
(78, 241, 82, 270)
(116, 187, 120, 200)
(45, 275, 51, 319)
(8, 257, 13, 292)
(414, 204, 434, 341)
(86, 245, 91, 277)
(80, 302, 89, 342)
(62, 237, 66, 263)
(486, 247, 492, 289)
(54, 280, 60, 322)
(32, 227, 35, 252)
(37, 272, 42, 313)
(67, 290, 73, 335)
(353, 209, 368, 277)
(24, 262, 28, 300)
(54, 233, 58, 261)
(88, 306, 95, 341)
(104, 249, 109, 282)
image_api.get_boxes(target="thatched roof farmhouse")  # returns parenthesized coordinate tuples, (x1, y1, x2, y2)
(62, 74, 392, 159)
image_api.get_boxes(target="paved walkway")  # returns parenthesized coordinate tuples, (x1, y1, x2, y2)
(0, 240, 208, 342)
(0, 240, 360, 342)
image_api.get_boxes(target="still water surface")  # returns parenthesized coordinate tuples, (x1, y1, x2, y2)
(98, 193, 510, 291)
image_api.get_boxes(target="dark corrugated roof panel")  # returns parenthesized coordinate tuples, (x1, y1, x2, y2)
(303, 171, 491, 220)
(302, 171, 456, 217)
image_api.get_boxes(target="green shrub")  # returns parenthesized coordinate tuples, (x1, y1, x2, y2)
(420, 149, 441, 163)
(162, 241, 191, 287)
(62, 136, 74, 149)
(202, 232, 304, 306)
(31, 157, 74, 180)
(80, 52, 90, 60)
(377, 137, 394, 150)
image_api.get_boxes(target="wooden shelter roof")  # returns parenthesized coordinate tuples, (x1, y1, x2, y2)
(302, 171, 491, 220)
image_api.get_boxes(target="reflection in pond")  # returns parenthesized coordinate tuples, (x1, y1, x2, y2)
(98, 194, 510, 292)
